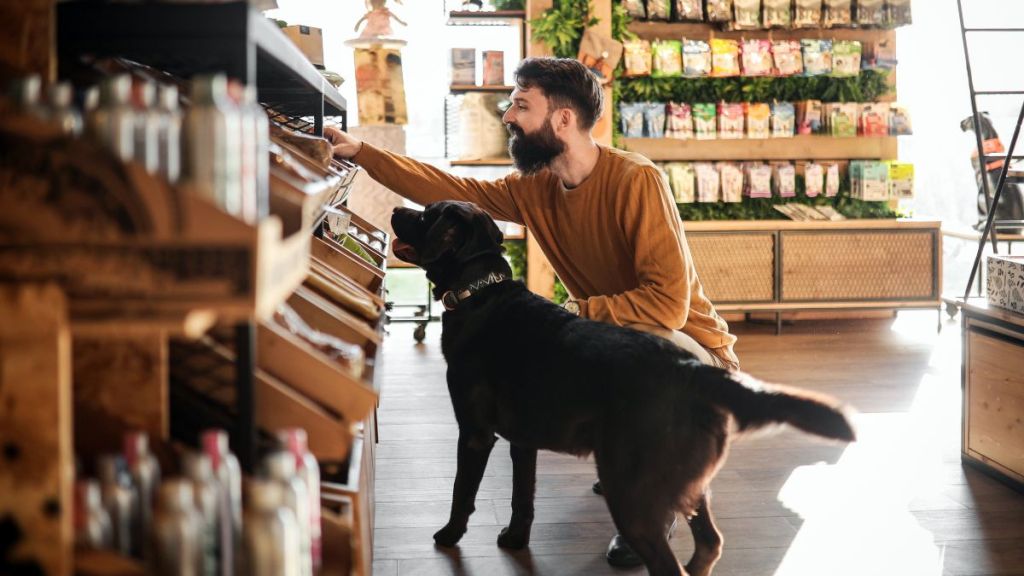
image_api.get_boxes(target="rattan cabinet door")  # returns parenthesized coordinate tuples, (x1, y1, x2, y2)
(780, 229, 938, 302)
(688, 232, 776, 304)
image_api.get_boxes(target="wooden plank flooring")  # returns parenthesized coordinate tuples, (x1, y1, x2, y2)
(373, 313, 1024, 576)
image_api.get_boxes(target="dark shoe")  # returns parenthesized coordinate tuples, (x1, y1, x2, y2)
(592, 480, 604, 496)
(606, 533, 644, 568)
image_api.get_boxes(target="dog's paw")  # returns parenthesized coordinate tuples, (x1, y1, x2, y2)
(497, 525, 531, 549)
(433, 523, 467, 547)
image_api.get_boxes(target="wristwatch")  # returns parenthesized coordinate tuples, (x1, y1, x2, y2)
(562, 300, 581, 316)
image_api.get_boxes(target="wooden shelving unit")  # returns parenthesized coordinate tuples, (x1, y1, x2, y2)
(623, 134, 899, 162)
(627, 20, 897, 43)
(450, 83, 515, 92)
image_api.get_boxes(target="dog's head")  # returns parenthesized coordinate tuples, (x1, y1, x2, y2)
(391, 201, 506, 296)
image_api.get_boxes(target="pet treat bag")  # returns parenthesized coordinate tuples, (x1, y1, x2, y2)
(742, 40, 773, 77)
(796, 99, 823, 134)
(719, 162, 744, 202)
(683, 40, 713, 77)
(623, 40, 653, 77)
(763, 0, 792, 28)
(771, 101, 795, 137)
(825, 162, 841, 197)
(794, 0, 823, 28)
(620, 102, 646, 137)
(623, 0, 646, 20)
(804, 162, 825, 197)
(886, 0, 912, 27)
(666, 102, 694, 139)
(706, 0, 734, 22)
(889, 104, 913, 135)
(745, 163, 773, 198)
(772, 41, 804, 76)
(857, 0, 885, 27)
(652, 40, 684, 77)
(732, 0, 761, 29)
(802, 39, 833, 76)
(694, 103, 718, 139)
(746, 103, 771, 139)
(665, 162, 696, 203)
(712, 39, 741, 77)
(644, 102, 667, 138)
(647, 0, 672, 20)
(673, 0, 704, 21)
(695, 163, 721, 202)
(719, 102, 746, 139)
(831, 102, 858, 137)
(831, 40, 862, 77)
(859, 103, 889, 137)
(823, 0, 852, 27)
(773, 163, 797, 197)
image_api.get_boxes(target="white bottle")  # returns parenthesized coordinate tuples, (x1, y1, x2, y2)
(131, 79, 161, 174)
(184, 74, 242, 216)
(150, 480, 205, 576)
(278, 428, 322, 570)
(87, 74, 135, 161)
(74, 479, 113, 550)
(243, 85, 270, 221)
(96, 454, 138, 556)
(262, 451, 312, 576)
(201, 429, 242, 576)
(8, 74, 48, 120)
(182, 452, 221, 576)
(157, 84, 182, 184)
(243, 480, 301, 576)
(46, 81, 83, 136)
(124, 431, 161, 559)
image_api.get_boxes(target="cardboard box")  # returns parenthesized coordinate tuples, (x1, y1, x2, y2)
(283, 25, 325, 68)
(482, 51, 504, 86)
(987, 255, 1024, 314)
(451, 48, 476, 85)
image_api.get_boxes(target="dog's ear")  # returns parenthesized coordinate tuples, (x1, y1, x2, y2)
(419, 206, 464, 265)
(447, 202, 504, 263)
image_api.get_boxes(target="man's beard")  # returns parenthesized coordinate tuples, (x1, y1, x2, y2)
(507, 119, 566, 175)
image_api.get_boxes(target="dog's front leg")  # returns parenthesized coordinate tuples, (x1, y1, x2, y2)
(498, 443, 537, 549)
(434, 432, 496, 547)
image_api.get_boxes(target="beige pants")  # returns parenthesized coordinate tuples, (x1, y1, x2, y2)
(626, 323, 734, 370)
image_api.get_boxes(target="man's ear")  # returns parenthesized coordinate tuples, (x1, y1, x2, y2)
(553, 107, 575, 133)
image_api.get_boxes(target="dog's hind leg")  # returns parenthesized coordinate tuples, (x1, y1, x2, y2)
(498, 443, 537, 549)
(602, 485, 684, 576)
(434, 432, 497, 547)
(683, 491, 723, 576)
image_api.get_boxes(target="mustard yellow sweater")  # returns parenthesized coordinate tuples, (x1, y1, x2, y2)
(353, 143, 739, 366)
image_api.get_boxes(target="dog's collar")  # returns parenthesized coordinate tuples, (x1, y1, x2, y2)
(440, 272, 510, 311)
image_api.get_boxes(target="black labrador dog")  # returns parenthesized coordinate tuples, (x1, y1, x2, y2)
(390, 200, 856, 576)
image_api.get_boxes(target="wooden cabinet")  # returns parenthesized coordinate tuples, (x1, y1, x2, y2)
(962, 299, 1024, 489)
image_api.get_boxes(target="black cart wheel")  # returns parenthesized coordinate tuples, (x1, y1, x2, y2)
(413, 323, 427, 343)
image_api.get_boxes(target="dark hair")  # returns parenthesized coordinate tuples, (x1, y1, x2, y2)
(513, 57, 604, 130)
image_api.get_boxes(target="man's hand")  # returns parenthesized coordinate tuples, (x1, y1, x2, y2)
(324, 125, 363, 159)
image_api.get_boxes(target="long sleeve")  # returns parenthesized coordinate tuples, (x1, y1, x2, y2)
(577, 167, 692, 330)
(351, 142, 525, 225)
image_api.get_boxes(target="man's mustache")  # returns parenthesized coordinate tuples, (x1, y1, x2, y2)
(506, 124, 524, 138)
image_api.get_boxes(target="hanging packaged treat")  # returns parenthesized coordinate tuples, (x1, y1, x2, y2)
(823, 0, 852, 27)
(718, 102, 746, 139)
(802, 39, 833, 76)
(665, 162, 696, 203)
(741, 40, 773, 77)
(831, 41, 862, 77)
(796, 99, 823, 134)
(745, 162, 773, 198)
(746, 103, 771, 139)
(889, 104, 913, 135)
(886, 0, 912, 27)
(771, 101, 796, 137)
(623, 0, 647, 20)
(694, 103, 718, 140)
(888, 162, 915, 199)
(666, 102, 694, 139)
(855, 161, 890, 201)
(620, 102, 646, 137)
(763, 0, 792, 28)
(644, 102, 667, 138)
(695, 163, 721, 202)
(825, 162, 841, 197)
(856, 0, 885, 27)
(648, 0, 672, 20)
(831, 103, 859, 137)
(711, 39, 741, 77)
(804, 163, 825, 197)
(859, 103, 889, 136)
(773, 163, 797, 197)
(793, 0, 822, 28)
(772, 41, 804, 76)
(719, 162, 744, 202)
(732, 0, 761, 29)
(652, 40, 684, 77)
(674, 0, 704, 21)
(623, 40, 653, 77)
(706, 0, 734, 22)
(683, 40, 713, 77)
(864, 39, 897, 70)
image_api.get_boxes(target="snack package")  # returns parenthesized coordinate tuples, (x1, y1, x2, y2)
(620, 102, 646, 137)
(825, 162, 841, 197)
(850, 160, 889, 201)
(706, 0, 734, 22)
(863, 39, 897, 70)
(732, 0, 761, 29)
(823, 0, 852, 27)
(887, 0, 912, 27)
(772, 41, 804, 76)
(830, 102, 858, 137)
(857, 0, 885, 27)
(695, 163, 721, 202)
(804, 162, 825, 197)
(888, 161, 915, 199)
(831, 40, 862, 77)
(763, 0, 792, 28)
(793, 0, 823, 28)
(746, 103, 771, 139)
(718, 102, 746, 139)
(802, 39, 833, 76)
(694, 103, 718, 139)
(741, 40, 773, 77)
(796, 100, 823, 134)
(718, 162, 744, 202)
(644, 102, 667, 138)
(683, 40, 713, 77)
(665, 162, 696, 203)
(623, 0, 646, 20)
(647, 0, 672, 20)
(673, 0, 704, 21)
(773, 163, 797, 198)
(623, 40, 653, 77)
(665, 102, 694, 139)
(652, 40, 684, 77)
(771, 101, 795, 137)
(744, 162, 773, 198)
(889, 104, 913, 135)
(711, 39, 741, 77)
(859, 103, 889, 137)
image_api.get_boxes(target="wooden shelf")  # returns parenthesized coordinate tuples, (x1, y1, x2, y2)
(448, 9, 526, 22)
(627, 20, 897, 43)
(622, 135, 898, 161)
(450, 84, 515, 93)
(450, 158, 515, 166)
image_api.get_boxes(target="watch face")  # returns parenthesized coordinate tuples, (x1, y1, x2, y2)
(564, 301, 580, 315)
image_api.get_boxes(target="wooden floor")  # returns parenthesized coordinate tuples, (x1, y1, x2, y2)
(372, 313, 1024, 576)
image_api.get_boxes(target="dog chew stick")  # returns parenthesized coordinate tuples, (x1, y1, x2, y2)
(306, 270, 380, 322)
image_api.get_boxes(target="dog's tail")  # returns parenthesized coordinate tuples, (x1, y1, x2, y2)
(695, 365, 857, 442)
